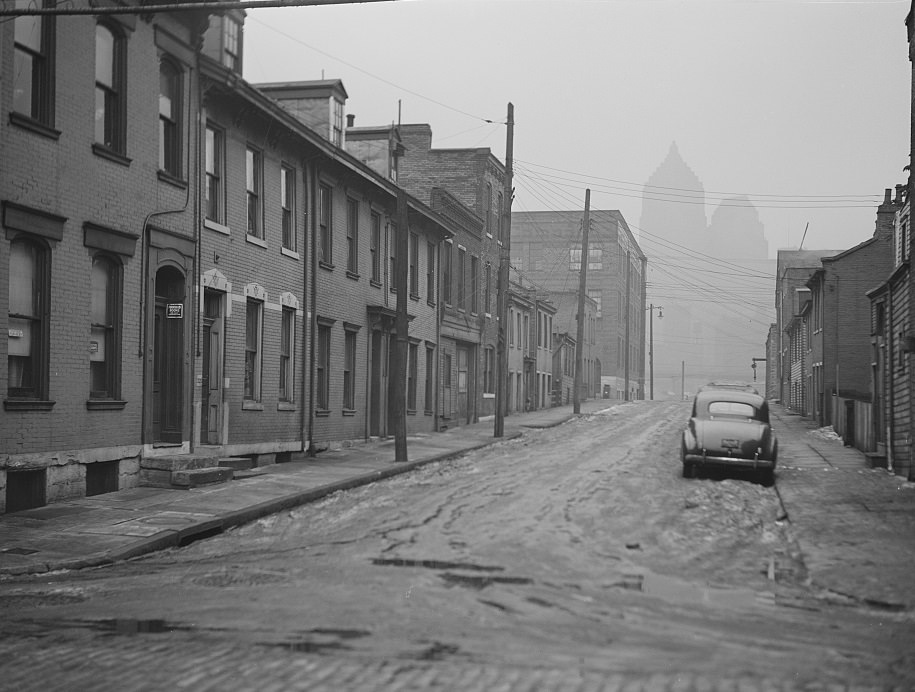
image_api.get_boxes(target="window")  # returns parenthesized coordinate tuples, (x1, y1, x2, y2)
(509, 308, 515, 347)
(484, 262, 491, 314)
(90, 256, 121, 399)
(343, 329, 356, 410)
(8, 239, 49, 399)
(409, 232, 419, 296)
(159, 59, 181, 177)
(279, 307, 294, 402)
(523, 314, 529, 352)
(457, 248, 466, 310)
(13, 0, 55, 128)
(426, 242, 436, 304)
(442, 352, 452, 389)
(407, 342, 418, 411)
(316, 323, 331, 409)
(424, 345, 434, 413)
(246, 147, 262, 238)
(570, 246, 581, 271)
(95, 23, 125, 153)
(516, 312, 522, 351)
(332, 98, 344, 146)
(346, 198, 359, 273)
(244, 299, 262, 401)
(484, 183, 492, 235)
(389, 224, 398, 291)
(319, 184, 333, 264)
(442, 242, 452, 305)
(484, 346, 494, 394)
(222, 17, 241, 71)
(370, 212, 381, 283)
(205, 125, 224, 223)
(281, 165, 296, 250)
(497, 192, 504, 243)
(470, 256, 479, 314)
(588, 289, 602, 317)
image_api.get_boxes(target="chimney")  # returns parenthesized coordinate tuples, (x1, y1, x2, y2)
(875, 187, 897, 241)
(347, 114, 355, 128)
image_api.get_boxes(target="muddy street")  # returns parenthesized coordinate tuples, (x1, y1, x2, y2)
(1, 400, 912, 689)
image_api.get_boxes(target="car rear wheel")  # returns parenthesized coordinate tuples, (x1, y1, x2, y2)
(758, 468, 774, 487)
(682, 461, 695, 479)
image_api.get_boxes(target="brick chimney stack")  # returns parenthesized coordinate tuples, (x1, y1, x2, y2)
(875, 188, 898, 241)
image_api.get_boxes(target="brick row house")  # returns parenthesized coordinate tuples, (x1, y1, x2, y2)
(2, 4, 209, 512)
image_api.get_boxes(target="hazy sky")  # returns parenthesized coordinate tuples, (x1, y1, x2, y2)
(243, 0, 911, 260)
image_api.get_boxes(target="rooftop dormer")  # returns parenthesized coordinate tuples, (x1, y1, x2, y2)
(202, 11, 246, 75)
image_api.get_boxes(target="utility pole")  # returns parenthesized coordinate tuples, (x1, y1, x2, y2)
(573, 189, 591, 415)
(392, 189, 409, 461)
(494, 103, 514, 438)
(624, 250, 631, 401)
(647, 304, 662, 400)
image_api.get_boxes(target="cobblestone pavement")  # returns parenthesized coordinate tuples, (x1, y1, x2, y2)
(0, 637, 899, 692)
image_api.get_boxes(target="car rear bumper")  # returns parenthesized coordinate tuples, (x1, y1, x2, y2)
(683, 453, 776, 470)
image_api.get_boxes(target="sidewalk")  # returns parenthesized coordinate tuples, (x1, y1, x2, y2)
(2, 400, 914, 613)
(0, 400, 609, 578)
(770, 404, 915, 610)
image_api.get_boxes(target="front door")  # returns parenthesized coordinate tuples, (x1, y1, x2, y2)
(152, 267, 184, 444)
(200, 289, 223, 445)
(370, 330, 386, 437)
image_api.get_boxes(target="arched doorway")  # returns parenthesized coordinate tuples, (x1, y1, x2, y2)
(153, 266, 185, 443)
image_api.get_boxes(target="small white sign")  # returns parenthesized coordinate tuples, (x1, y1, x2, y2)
(166, 303, 183, 319)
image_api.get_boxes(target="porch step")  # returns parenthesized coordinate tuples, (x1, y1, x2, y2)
(171, 467, 234, 488)
(140, 454, 235, 489)
(216, 456, 256, 471)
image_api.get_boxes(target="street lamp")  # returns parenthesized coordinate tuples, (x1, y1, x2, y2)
(647, 304, 663, 400)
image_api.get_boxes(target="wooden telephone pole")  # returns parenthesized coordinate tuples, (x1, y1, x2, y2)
(392, 189, 409, 461)
(573, 189, 591, 415)
(494, 103, 514, 438)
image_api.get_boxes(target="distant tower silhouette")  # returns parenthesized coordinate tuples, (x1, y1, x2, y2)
(640, 144, 774, 397)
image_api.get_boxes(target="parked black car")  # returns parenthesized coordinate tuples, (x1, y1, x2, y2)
(681, 389, 777, 485)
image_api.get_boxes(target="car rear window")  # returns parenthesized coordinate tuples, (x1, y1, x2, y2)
(708, 401, 756, 418)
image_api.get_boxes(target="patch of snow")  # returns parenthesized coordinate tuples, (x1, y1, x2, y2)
(809, 426, 842, 443)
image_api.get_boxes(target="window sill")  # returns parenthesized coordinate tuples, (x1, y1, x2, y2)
(205, 219, 231, 235)
(278, 401, 296, 411)
(410, 293, 420, 302)
(424, 410, 434, 416)
(315, 409, 331, 418)
(346, 271, 360, 281)
(342, 408, 356, 417)
(242, 400, 264, 411)
(427, 300, 436, 308)
(370, 279, 383, 289)
(281, 247, 300, 260)
(157, 169, 187, 189)
(4, 399, 56, 411)
(483, 392, 495, 399)
(86, 399, 127, 411)
(9, 112, 60, 140)
(245, 233, 268, 249)
(406, 409, 417, 416)
(92, 143, 131, 167)
(319, 261, 335, 272)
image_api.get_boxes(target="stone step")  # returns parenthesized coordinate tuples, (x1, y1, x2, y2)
(171, 467, 234, 488)
(141, 455, 221, 472)
(216, 456, 255, 471)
